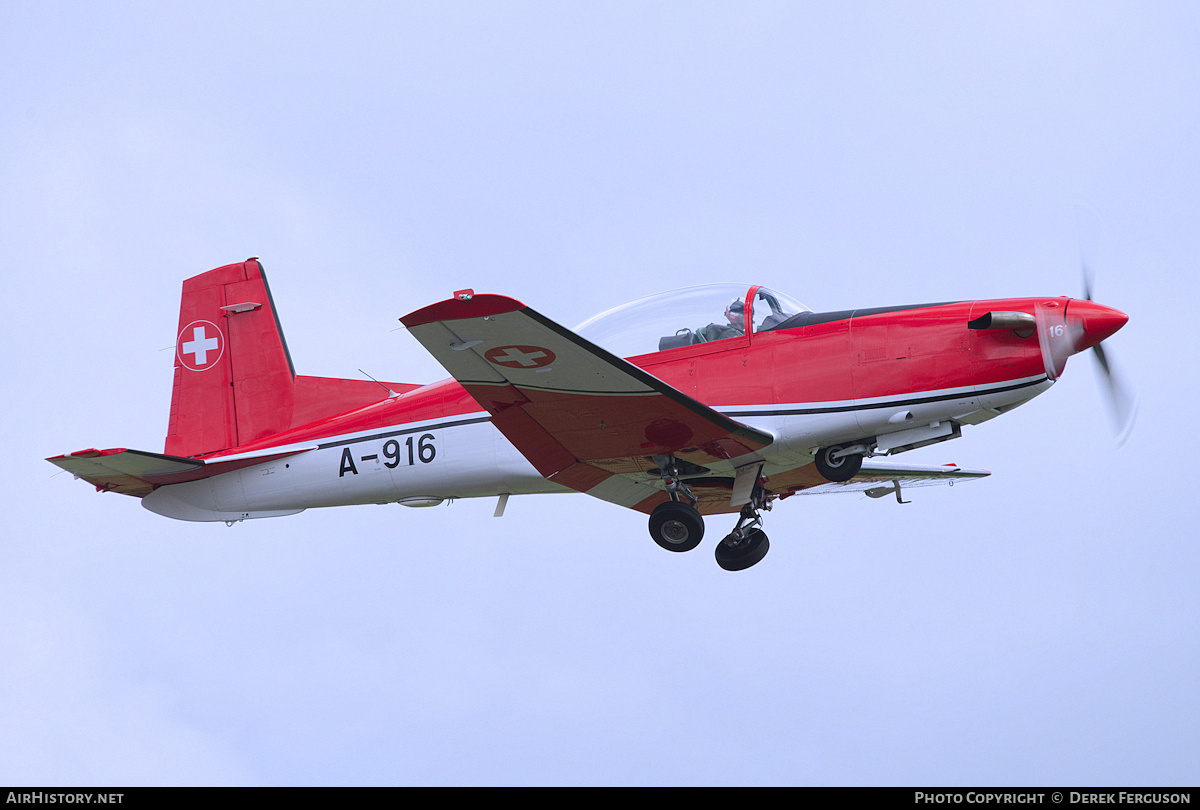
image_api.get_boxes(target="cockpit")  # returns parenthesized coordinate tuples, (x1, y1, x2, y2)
(575, 284, 812, 359)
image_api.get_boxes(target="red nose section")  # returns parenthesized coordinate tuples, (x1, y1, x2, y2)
(1068, 299, 1129, 353)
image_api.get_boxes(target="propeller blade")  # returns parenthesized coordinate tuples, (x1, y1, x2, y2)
(1091, 344, 1138, 445)
(1075, 203, 1099, 302)
(1092, 338, 1111, 377)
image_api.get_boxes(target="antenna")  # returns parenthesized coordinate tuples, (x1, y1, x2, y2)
(359, 369, 401, 399)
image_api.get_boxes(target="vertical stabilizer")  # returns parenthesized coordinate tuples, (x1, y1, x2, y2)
(165, 258, 296, 456)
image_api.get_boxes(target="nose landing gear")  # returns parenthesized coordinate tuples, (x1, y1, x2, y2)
(814, 443, 866, 482)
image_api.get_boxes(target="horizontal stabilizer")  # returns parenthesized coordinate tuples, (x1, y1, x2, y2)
(48, 445, 311, 498)
(47, 448, 205, 497)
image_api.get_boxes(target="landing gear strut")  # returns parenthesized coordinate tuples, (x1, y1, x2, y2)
(714, 482, 773, 571)
(647, 456, 704, 552)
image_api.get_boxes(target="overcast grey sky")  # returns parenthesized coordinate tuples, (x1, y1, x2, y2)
(3, 1, 1197, 786)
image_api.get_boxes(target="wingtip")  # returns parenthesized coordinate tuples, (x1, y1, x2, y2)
(47, 447, 128, 461)
(400, 294, 527, 328)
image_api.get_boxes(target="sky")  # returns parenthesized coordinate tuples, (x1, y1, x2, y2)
(2, 1, 1198, 786)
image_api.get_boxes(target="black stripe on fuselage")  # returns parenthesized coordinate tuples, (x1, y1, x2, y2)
(721, 376, 1048, 418)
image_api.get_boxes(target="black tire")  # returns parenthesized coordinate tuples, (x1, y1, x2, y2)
(648, 501, 704, 552)
(814, 444, 863, 482)
(715, 528, 770, 571)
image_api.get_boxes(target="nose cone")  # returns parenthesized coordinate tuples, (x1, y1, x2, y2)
(1069, 299, 1128, 353)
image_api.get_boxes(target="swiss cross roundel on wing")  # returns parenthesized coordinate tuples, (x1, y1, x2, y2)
(176, 320, 226, 371)
(484, 344, 557, 369)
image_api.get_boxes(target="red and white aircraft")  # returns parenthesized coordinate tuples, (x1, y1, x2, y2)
(48, 258, 1131, 570)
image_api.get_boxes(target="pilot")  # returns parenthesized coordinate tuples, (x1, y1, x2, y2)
(697, 298, 746, 342)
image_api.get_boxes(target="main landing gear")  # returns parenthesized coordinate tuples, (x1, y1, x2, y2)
(714, 486, 772, 571)
(648, 500, 704, 552)
(647, 456, 705, 553)
(645, 456, 773, 571)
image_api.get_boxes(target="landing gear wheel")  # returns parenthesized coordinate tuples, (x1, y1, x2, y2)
(648, 501, 704, 552)
(814, 444, 863, 482)
(715, 528, 770, 571)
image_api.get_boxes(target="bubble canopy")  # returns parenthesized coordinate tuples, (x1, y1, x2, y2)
(574, 283, 811, 360)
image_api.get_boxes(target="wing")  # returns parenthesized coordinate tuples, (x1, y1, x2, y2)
(400, 293, 773, 511)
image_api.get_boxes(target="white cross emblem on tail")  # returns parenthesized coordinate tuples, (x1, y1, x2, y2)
(177, 320, 224, 371)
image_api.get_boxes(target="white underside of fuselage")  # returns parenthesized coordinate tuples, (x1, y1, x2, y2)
(141, 374, 1052, 522)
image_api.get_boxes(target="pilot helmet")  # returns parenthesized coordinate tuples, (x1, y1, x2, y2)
(726, 297, 746, 326)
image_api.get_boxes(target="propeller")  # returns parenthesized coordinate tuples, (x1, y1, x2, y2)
(1067, 205, 1137, 443)
(1078, 266, 1138, 445)
(1028, 235, 1135, 444)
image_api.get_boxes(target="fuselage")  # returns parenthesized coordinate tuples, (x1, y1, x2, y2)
(142, 295, 1108, 522)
